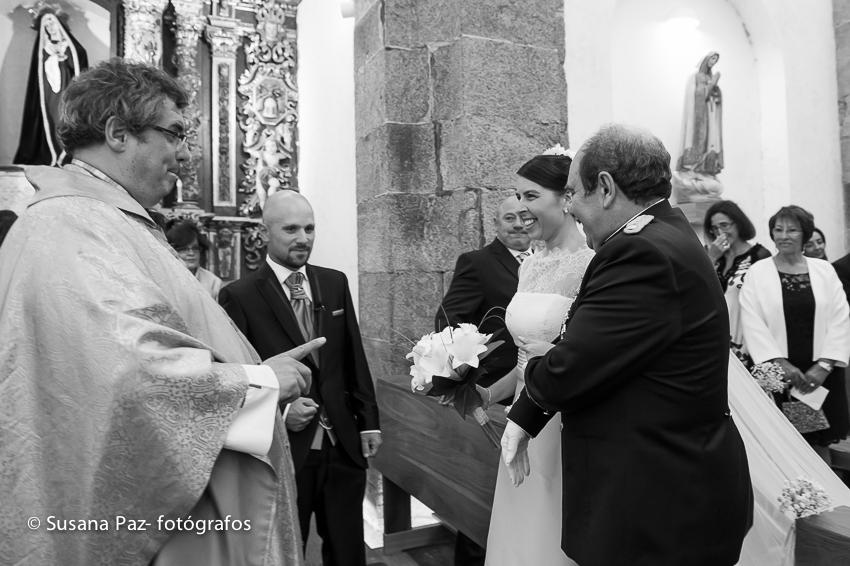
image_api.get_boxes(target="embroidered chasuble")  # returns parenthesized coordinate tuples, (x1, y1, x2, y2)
(0, 165, 302, 565)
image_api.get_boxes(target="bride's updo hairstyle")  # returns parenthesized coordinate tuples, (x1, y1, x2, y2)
(516, 149, 572, 195)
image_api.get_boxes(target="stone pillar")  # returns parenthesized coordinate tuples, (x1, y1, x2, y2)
(834, 0, 850, 247)
(354, 0, 568, 381)
(205, 19, 242, 209)
(353, 0, 567, 522)
(171, 0, 206, 205)
(123, 0, 169, 65)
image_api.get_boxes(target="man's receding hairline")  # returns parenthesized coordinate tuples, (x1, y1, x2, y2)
(262, 191, 313, 224)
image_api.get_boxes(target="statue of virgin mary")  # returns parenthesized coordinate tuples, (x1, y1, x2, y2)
(677, 52, 723, 176)
(14, 10, 87, 166)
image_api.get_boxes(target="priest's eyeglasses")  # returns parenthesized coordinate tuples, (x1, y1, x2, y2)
(149, 125, 188, 147)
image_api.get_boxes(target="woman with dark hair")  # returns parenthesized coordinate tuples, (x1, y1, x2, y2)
(804, 227, 828, 260)
(704, 200, 771, 292)
(483, 145, 593, 566)
(704, 200, 771, 368)
(740, 206, 850, 453)
(165, 219, 223, 300)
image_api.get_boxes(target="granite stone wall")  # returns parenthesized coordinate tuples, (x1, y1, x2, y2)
(835, 0, 850, 247)
(354, 0, 568, 383)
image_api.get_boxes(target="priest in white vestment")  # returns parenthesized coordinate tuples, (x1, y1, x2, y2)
(0, 60, 318, 566)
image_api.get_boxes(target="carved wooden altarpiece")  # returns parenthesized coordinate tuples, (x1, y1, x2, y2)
(117, 0, 301, 280)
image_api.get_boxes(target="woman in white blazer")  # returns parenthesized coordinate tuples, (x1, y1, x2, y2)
(740, 205, 850, 455)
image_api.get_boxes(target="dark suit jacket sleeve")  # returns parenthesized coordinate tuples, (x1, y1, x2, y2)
(436, 252, 481, 330)
(341, 274, 381, 431)
(219, 284, 249, 335)
(833, 255, 850, 307)
(509, 236, 682, 436)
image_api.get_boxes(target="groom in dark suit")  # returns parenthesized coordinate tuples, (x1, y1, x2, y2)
(504, 125, 752, 566)
(436, 194, 530, 566)
(220, 190, 380, 566)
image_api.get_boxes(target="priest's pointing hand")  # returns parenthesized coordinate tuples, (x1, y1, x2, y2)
(263, 337, 326, 403)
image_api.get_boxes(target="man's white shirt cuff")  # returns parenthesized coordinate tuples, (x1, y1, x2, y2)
(223, 364, 279, 456)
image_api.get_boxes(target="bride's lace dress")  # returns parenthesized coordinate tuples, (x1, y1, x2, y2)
(485, 245, 593, 566)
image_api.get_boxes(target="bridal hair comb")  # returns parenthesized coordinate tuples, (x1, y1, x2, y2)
(542, 144, 575, 159)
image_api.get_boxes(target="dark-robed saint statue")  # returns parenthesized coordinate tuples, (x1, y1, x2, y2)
(677, 51, 723, 176)
(14, 10, 87, 166)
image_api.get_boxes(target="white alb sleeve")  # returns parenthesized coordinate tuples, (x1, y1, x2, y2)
(223, 364, 280, 456)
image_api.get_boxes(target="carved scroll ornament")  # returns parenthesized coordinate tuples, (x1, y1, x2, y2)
(237, 0, 299, 217)
(123, 0, 168, 66)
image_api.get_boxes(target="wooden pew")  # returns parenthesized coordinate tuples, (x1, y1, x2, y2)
(374, 373, 850, 562)
(796, 506, 850, 564)
(373, 374, 506, 553)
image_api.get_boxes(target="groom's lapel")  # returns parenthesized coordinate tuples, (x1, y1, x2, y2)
(256, 264, 306, 347)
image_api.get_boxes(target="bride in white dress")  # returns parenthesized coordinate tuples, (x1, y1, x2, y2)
(479, 149, 850, 566)
(484, 149, 593, 566)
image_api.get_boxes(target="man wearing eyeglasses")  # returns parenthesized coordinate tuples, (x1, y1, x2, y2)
(0, 59, 314, 566)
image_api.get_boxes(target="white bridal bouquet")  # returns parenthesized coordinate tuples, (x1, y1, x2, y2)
(777, 477, 832, 518)
(405, 323, 503, 447)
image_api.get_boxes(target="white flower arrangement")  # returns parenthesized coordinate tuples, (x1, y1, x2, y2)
(751, 361, 788, 395)
(404, 322, 503, 446)
(777, 477, 832, 518)
(405, 324, 492, 392)
(542, 143, 574, 159)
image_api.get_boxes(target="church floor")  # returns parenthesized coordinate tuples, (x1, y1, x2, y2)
(303, 517, 454, 566)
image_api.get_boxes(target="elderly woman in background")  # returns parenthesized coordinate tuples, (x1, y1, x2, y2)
(804, 227, 828, 260)
(704, 200, 771, 367)
(740, 205, 850, 459)
(165, 219, 223, 300)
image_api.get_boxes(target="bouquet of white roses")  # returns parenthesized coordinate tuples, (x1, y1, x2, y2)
(406, 323, 504, 447)
(751, 361, 788, 395)
(777, 477, 832, 518)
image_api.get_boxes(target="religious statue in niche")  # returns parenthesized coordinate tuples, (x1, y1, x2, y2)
(213, 0, 235, 18)
(673, 51, 724, 203)
(15, 7, 87, 166)
(215, 227, 235, 280)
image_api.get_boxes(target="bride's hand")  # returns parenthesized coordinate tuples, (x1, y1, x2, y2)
(517, 336, 554, 359)
(501, 421, 531, 487)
